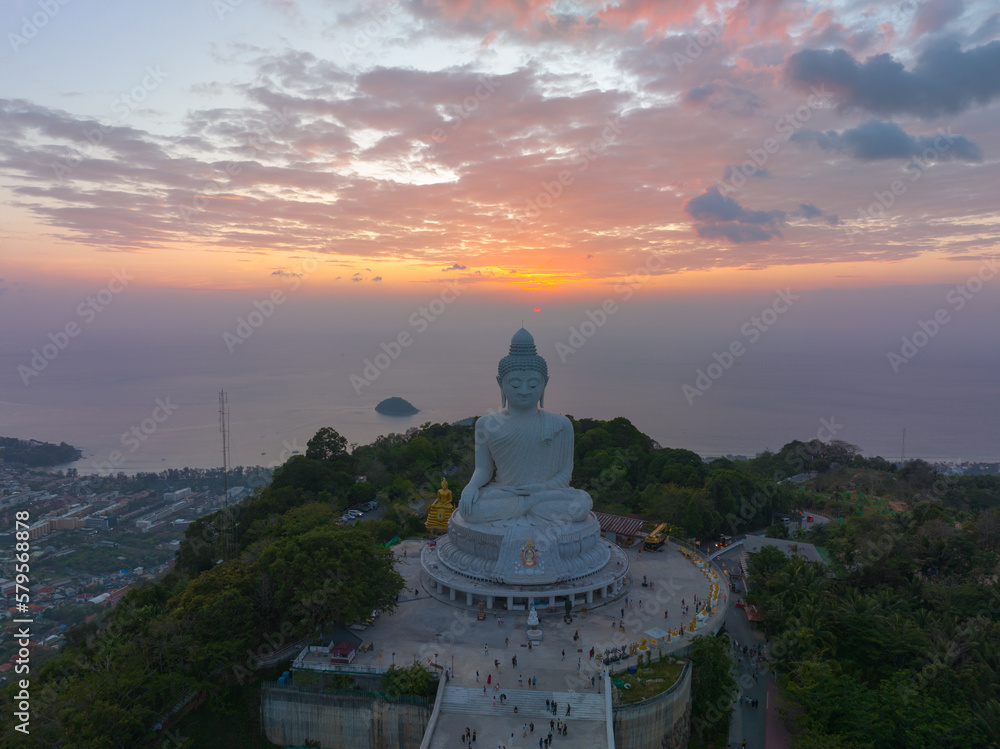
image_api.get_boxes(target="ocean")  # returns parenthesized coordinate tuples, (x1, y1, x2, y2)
(2, 286, 998, 473)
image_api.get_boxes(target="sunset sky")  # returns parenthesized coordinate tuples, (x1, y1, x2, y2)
(1, 0, 999, 464)
(3, 0, 998, 294)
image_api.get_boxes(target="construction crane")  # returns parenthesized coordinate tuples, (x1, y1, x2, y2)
(644, 522, 669, 551)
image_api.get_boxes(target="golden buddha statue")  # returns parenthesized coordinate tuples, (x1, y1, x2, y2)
(425, 478, 455, 533)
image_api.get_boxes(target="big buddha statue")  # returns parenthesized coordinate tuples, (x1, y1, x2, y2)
(436, 328, 609, 585)
(458, 328, 592, 525)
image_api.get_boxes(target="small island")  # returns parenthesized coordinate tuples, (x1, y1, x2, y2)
(374, 397, 419, 416)
(0, 437, 83, 467)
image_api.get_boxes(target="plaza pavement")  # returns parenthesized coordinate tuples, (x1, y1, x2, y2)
(340, 537, 728, 748)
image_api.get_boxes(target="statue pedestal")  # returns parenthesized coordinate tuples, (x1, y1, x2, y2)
(421, 511, 628, 615)
(436, 510, 610, 586)
(526, 605, 542, 641)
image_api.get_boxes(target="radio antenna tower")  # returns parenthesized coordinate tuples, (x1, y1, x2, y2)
(220, 390, 236, 561)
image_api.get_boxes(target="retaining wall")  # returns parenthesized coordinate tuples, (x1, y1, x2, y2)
(262, 688, 431, 749)
(612, 660, 691, 749)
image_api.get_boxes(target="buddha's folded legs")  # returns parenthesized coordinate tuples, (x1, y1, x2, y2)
(464, 486, 592, 524)
(462, 490, 528, 523)
(525, 489, 592, 523)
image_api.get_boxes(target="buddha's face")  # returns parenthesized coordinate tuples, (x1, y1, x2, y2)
(501, 369, 545, 410)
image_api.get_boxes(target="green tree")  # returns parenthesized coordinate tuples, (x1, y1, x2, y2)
(382, 663, 436, 698)
(257, 526, 404, 633)
(306, 427, 349, 462)
(688, 633, 737, 744)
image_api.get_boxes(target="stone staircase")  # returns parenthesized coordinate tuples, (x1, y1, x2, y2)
(440, 685, 605, 721)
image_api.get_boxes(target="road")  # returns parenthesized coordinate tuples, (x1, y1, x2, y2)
(716, 544, 772, 749)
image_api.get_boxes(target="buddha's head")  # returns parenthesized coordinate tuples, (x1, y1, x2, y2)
(497, 328, 548, 409)
(441, 478, 448, 490)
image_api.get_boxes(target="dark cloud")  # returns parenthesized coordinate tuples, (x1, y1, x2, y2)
(372, 276, 382, 281)
(793, 203, 838, 226)
(791, 119, 983, 161)
(686, 188, 785, 243)
(723, 164, 770, 182)
(684, 80, 765, 117)
(443, 262, 467, 271)
(911, 0, 965, 38)
(786, 39, 1000, 118)
(271, 269, 302, 277)
(969, 12, 1000, 44)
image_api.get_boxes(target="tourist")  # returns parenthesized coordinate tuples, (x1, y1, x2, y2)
(484, 644, 489, 655)
(512, 655, 517, 668)
(561, 649, 565, 660)
(473, 729, 477, 742)
(476, 670, 480, 682)
(505, 636, 509, 648)
(546, 699, 550, 710)
(530, 722, 534, 734)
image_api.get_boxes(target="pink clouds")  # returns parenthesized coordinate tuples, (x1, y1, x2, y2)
(0, 0, 997, 289)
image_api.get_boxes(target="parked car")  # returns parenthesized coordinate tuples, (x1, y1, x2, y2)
(806, 515, 814, 522)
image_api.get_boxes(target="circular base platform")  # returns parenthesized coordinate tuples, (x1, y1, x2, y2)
(438, 511, 610, 586)
(421, 536, 630, 612)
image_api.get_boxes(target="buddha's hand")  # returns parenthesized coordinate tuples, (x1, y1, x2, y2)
(501, 483, 546, 496)
(459, 485, 480, 516)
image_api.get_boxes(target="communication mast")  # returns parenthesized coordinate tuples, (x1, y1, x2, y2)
(220, 390, 236, 561)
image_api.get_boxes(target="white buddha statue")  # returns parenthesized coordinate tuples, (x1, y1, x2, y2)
(457, 328, 593, 526)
